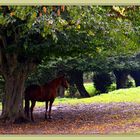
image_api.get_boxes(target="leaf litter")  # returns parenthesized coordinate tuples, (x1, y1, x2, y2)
(1, 102, 140, 134)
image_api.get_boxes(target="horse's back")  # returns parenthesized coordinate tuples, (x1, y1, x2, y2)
(24, 76, 66, 101)
(25, 84, 40, 93)
(43, 83, 57, 100)
(25, 84, 41, 100)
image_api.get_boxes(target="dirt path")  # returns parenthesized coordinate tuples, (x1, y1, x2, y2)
(1, 102, 140, 135)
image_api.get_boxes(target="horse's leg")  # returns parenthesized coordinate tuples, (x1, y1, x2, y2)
(30, 100, 36, 122)
(45, 101, 48, 120)
(24, 99, 30, 118)
(48, 99, 54, 119)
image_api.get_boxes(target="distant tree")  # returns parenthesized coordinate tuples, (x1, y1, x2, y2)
(93, 72, 112, 93)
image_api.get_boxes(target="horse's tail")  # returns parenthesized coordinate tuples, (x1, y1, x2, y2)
(24, 89, 30, 117)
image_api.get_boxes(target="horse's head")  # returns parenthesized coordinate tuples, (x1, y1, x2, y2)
(60, 76, 69, 89)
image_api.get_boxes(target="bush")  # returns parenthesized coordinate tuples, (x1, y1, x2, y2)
(93, 72, 113, 94)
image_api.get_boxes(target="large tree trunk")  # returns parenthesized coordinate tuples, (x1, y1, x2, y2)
(0, 72, 27, 123)
(0, 28, 37, 123)
(69, 70, 90, 98)
(114, 70, 128, 89)
(67, 72, 77, 97)
(58, 86, 65, 98)
(0, 60, 36, 124)
(0, 51, 36, 123)
(130, 70, 140, 87)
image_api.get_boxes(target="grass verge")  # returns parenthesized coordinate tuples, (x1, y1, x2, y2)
(37, 86, 140, 107)
(1, 86, 140, 109)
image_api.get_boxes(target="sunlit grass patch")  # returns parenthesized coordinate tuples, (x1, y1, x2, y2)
(25, 87, 140, 107)
(84, 82, 96, 96)
(1, 86, 140, 110)
(53, 87, 140, 105)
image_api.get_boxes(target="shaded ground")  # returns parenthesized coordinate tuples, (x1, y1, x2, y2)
(1, 102, 140, 135)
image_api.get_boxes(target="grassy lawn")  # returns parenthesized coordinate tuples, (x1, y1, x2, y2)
(84, 82, 96, 96)
(1, 84, 140, 109)
(35, 86, 140, 107)
(53, 87, 140, 105)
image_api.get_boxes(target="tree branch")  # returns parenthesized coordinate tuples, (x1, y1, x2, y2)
(21, 58, 37, 78)
(0, 34, 19, 75)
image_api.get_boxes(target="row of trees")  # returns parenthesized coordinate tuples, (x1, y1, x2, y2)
(25, 51, 140, 97)
(0, 6, 140, 123)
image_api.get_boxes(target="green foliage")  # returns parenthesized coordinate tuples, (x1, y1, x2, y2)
(106, 52, 140, 72)
(1, 6, 140, 97)
(1, 6, 140, 74)
(26, 63, 57, 86)
(107, 83, 116, 92)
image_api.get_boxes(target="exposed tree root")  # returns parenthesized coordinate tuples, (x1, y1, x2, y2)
(0, 115, 30, 124)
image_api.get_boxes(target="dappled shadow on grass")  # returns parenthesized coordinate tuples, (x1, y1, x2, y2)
(1, 102, 140, 134)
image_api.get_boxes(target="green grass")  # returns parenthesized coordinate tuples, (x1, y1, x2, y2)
(84, 82, 96, 96)
(1, 85, 140, 109)
(36, 86, 140, 107)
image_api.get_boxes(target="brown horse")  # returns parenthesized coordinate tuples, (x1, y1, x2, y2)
(24, 76, 68, 121)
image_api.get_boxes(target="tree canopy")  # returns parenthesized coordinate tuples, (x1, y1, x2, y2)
(0, 5, 140, 123)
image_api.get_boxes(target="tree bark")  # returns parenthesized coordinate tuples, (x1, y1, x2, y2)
(69, 70, 90, 98)
(0, 28, 37, 123)
(0, 72, 27, 123)
(69, 84, 77, 97)
(58, 86, 65, 98)
(0, 55, 36, 123)
(114, 70, 128, 89)
(130, 70, 140, 87)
